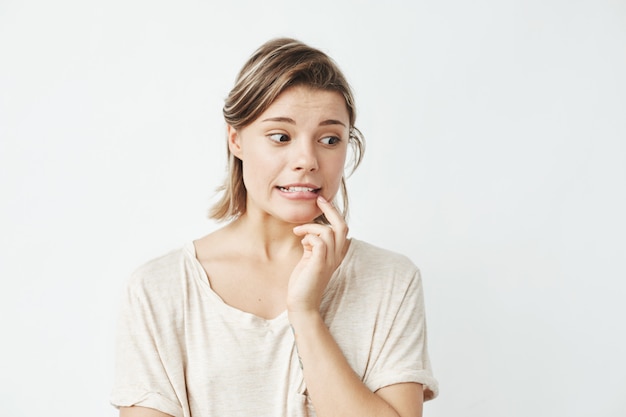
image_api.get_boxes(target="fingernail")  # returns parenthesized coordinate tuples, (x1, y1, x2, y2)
(317, 195, 327, 203)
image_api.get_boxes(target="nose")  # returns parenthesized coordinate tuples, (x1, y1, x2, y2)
(291, 140, 319, 172)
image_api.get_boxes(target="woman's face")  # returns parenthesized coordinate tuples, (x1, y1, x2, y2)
(228, 85, 350, 225)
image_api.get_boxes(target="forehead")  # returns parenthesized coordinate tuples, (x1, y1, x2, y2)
(260, 86, 349, 123)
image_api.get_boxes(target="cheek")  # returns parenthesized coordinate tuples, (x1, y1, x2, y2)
(326, 153, 348, 191)
(240, 153, 277, 191)
(331, 149, 348, 175)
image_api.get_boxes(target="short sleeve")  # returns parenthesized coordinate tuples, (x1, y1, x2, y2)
(110, 274, 185, 417)
(364, 268, 439, 401)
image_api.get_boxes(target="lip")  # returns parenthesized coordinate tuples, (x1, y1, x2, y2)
(276, 183, 321, 200)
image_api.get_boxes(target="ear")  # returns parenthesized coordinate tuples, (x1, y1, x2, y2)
(227, 124, 243, 159)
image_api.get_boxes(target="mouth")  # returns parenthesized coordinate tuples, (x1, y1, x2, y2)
(276, 185, 321, 194)
(277, 186, 321, 193)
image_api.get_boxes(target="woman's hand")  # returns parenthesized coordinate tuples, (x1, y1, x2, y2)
(287, 197, 420, 417)
(287, 195, 349, 314)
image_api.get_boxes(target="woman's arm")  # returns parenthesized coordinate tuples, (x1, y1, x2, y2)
(120, 406, 174, 417)
(289, 311, 423, 417)
(377, 383, 424, 417)
(289, 196, 424, 417)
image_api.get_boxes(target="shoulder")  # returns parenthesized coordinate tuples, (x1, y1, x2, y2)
(126, 245, 194, 300)
(346, 239, 419, 281)
(332, 239, 422, 301)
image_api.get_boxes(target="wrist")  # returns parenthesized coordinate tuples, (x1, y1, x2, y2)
(288, 309, 323, 329)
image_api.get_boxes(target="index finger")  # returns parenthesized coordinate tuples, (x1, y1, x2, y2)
(317, 195, 348, 241)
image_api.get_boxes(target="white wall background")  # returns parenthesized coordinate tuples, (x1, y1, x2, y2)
(1, 0, 625, 416)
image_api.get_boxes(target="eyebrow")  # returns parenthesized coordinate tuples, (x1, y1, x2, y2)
(261, 117, 347, 127)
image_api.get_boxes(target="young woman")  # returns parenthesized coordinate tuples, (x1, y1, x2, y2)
(111, 38, 438, 417)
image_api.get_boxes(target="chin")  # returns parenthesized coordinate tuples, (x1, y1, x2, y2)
(277, 209, 321, 225)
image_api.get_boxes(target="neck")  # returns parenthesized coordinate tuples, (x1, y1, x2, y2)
(229, 212, 304, 262)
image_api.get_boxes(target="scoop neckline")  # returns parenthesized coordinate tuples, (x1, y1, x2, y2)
(184, 238, 358, 328)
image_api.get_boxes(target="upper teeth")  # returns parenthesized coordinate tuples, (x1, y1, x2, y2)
(281, 186, 315, 192)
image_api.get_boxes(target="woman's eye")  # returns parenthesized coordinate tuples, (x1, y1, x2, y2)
(320, 136, 341, 145)
(268, 133, 290, 143)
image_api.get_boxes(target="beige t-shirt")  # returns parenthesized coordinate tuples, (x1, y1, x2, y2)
(111, 239, 438, 417)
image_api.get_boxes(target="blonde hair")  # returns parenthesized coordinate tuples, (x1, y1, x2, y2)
(210, 38, 365, 223)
